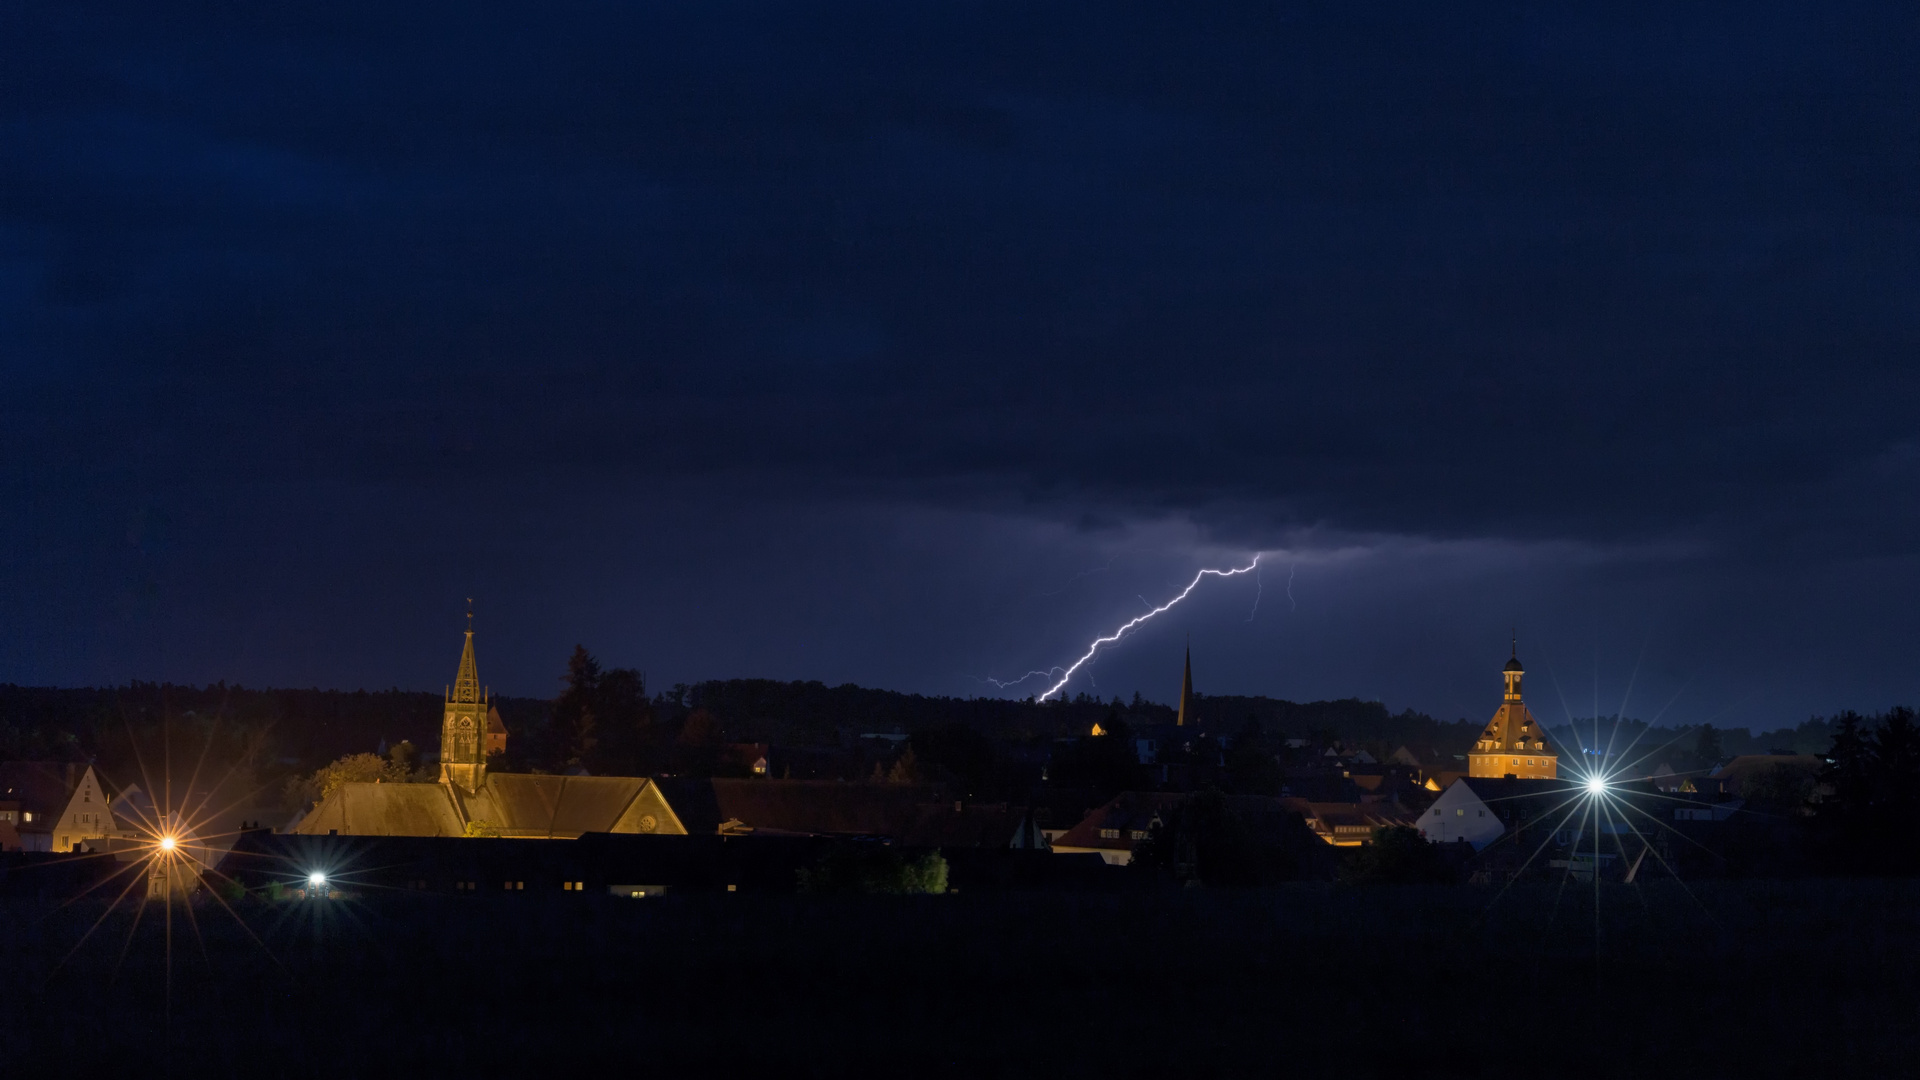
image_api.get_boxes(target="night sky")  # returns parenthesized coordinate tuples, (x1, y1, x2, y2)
(4, 2, 1917, 728)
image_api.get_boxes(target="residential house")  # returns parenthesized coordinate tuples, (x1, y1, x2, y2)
(0, 762, 114, 852)
(1050, 791, 1186, 865)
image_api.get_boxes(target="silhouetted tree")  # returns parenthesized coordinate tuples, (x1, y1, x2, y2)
(1223, 717, 1284, 795)
(1814, 707, 1920, 874)
(909, 723, 1003, 795)
(551, 646, 602, 770)
(591, 666, 652, 774)
(1340, 825, 1458, 885)
(673, 706, 721, 776)
(1132, 789, 1324, 886)
(1691, 724, 1724, 769)
(1048, 717, 1147, 795)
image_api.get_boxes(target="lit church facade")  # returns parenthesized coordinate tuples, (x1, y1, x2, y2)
(1466, 647, 1557, 780)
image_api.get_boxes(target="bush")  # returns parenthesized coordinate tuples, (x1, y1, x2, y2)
(1131, 789, 1329, 886)
(797, 845, 948, 894)
(1340, 825, 1459, 885)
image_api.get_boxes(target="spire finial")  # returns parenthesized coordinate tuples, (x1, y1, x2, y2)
(1511, 628, 1516, 659)
(467, 597, 475, 633)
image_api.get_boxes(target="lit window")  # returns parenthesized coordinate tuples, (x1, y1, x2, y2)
(1456, 809, 1465, 816)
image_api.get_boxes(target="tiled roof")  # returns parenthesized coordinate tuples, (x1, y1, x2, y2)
(652, 778, 936, 838)
(465, 774, 653, 838)
(0, 762, 82, 832)
(1053, 792, 1187, 851)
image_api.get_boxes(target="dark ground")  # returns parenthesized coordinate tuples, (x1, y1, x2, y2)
(4, 879, 1914, 1077)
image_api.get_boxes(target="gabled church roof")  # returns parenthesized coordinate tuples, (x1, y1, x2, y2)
(295, 774, 669, 839)
(297, 782, 468, 837)
(460, 774, 658, 838)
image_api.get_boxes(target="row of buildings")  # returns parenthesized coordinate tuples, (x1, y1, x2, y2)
(1, 630, 1787, 887)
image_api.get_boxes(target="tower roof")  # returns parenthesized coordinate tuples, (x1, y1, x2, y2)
(1474, 702, 1554, 757)
(451, 631, 482, 705)
(1504, 655, 1524, 673)
(1175, 642, 1194, 727)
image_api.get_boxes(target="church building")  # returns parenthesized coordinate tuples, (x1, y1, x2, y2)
(295, 623, 1047, 847)
(1467, 644, 1558, 780)
(297, 625, 684, 839)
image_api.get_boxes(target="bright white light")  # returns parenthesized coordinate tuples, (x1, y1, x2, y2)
(158, 836, 177, 851)
(307, 872, 326, 888)
(1585, 776, 1607, 795)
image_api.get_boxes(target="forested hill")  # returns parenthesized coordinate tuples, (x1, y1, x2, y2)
(0, 678, 1473, 777)
(674, 678, 1474, 753)
(0, 682, 551, 781)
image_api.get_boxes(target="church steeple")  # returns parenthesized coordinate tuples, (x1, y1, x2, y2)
(452, 630, 482, 705)
(1175, 641, 1195, 727)
(439, 607, 491, 792)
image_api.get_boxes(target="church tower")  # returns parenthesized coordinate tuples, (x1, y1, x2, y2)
(1175, 642, 1195, 727)
(439, 619, 490, 792)
(1467, 639, 1557, 779)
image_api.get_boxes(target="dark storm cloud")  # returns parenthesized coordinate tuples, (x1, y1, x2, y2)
(6, 1, 1914, 537)
(2, 2, 1918, 716)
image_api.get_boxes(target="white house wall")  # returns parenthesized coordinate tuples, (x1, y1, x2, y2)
(53, 766, 115, 852)
(1416, 780, 1505, 851)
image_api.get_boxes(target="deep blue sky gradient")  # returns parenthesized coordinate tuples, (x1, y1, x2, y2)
(3, 1, 1918, 728)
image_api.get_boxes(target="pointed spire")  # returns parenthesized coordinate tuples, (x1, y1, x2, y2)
(1176, 639, 1194, 727)
(451, 628, 481, 705)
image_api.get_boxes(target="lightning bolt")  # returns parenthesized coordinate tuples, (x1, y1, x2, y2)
(976, 668, 1068, 691)
(1286, 563, 1296, 611)
(1029, 554, 1262, 701)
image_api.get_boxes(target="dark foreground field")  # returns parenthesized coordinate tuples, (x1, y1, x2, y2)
(4, 879, 1915, 1077)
